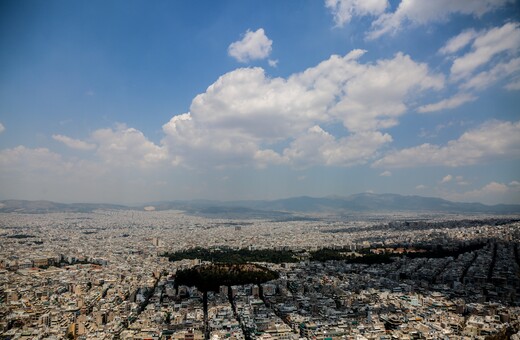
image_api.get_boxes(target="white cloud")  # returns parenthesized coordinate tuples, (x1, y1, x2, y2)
(430, 23, 520, 115)
(368, 0, 512, 39)
(379, 170, 392, 176)
(228, 28, 273, 63)
(163, 50, 440, 169)
(254, 149, 287, 168)
(0, 144, 173, 203)
(505, 77, 520, 90)
(0, 122, 4, 134)
(268, 59, 279, 67)
(462, 57, 520, 90)
(450, 22, 520, 80)
(373, 120, 520, 168)
(50, 126, 168, 168)
(0, 49, 445, 181)
(282, 126, 392, 167)
(415, 184, 426, 190)
(456, 176, 469, 186)
(418, 121, 463, 139)
(439, 29, 478, 55)
(444, 181, 520, 204)
(52, 134, 96, 150)
(482, 181, 510, 193)
(0, 145, 105, 181)
(0, 146, 70, 174)
(324, 52, 444, 131)
(325, 0, 388, 27)
(440, 174, 453, 183)
(92, 125, 167, 168)
(417, 93, 476, 113)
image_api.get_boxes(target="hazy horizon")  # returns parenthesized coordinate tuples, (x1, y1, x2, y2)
(2, 191, 520, 208)
(1, 1, 519, 205)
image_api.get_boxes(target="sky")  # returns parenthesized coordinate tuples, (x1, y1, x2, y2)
(0, 0, 519, 205)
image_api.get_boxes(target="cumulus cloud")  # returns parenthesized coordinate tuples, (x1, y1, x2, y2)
(461, 57, 520, 90)
(0, 145, 106, 178)
(440, 174, 453, 183)
(439, 29, 479, 55)
(423, 23, 520, 117)
(325, 0, 388, 27)
(417, 93, 476, 113)
(52, 134, 96, 150)
(455, 176, 469, 186)
(368, 0, 512, 39)
(0, 146, 70, 174)
(444, 181, 520, 204)
(162, 50, 441, 168)
(0, 122, 4, 134)
(449, 22, 520, 80)
(327, 52, 444, 131)
(0, 144, 171, 202)
(0, 49, 447, 180)
(505, 78, 520, 90)
(228, 28, 273, 63)
(48, 126, 167, 169)
(92, 124, 167, 168)
(282, 126, 392, 167)
(373, 120, 520, 168)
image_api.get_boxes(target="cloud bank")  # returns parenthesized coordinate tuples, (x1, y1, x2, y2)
(163, 50, 441, 168)
(373, 120, 520, 168)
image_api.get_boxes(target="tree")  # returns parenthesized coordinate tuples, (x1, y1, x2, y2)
(174, 263, 278, 340)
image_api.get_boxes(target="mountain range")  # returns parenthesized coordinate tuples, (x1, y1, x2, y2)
(1, 193, 519, 215)
(0, 200, 127, 213)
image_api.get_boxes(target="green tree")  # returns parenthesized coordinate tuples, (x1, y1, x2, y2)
(175, 263, 278, 340)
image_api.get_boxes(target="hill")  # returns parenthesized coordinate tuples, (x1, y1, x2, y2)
(0, 200, 128, 213)
(1, 194, 519, 215)
(249, 193, 520, 214)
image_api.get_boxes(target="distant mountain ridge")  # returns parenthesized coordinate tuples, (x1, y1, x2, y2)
(1, 193, 519, 214)
(250, 193, 520, 214)
(0, 200, 127, 213)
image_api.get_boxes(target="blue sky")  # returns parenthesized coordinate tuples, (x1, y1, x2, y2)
(0, 0, 519, 204)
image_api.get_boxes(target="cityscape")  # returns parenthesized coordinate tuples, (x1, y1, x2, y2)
(1, 205, 519, 339)
(1, 0, 520, 339)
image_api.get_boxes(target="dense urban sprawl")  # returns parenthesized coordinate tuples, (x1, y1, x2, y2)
(1, 210, 520, 339)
